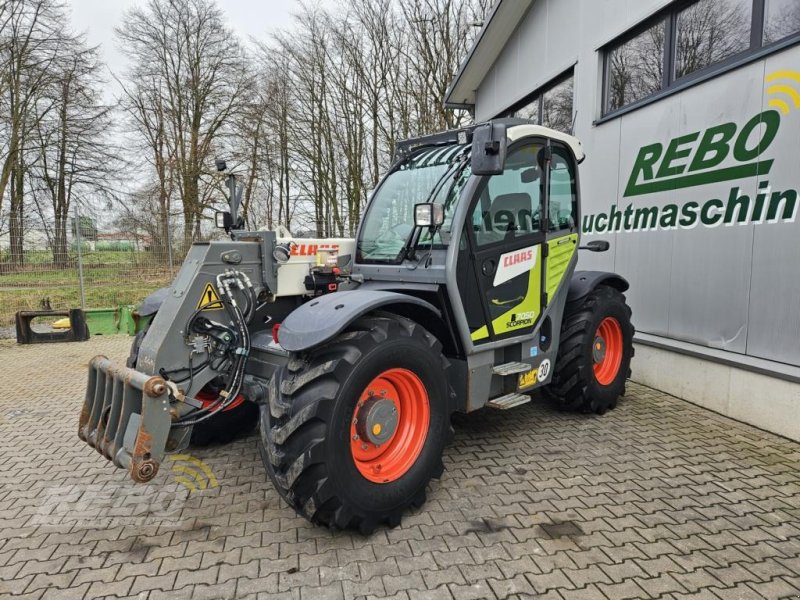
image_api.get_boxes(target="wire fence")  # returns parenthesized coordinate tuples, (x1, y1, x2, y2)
(0, 212, 189, 329)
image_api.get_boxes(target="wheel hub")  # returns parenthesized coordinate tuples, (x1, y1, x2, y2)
(356, 397, 398, 445)
(592, 336, 607, 363)
(350, 368, 431, 484)
(593, 317, 624, 386)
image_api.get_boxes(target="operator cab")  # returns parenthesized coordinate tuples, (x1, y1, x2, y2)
(355, 120, 585, 351)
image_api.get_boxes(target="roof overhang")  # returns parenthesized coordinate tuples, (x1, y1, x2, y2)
(444, 0, 534, 110)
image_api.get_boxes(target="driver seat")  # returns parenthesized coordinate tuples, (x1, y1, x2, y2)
(478, 192, 534, 245)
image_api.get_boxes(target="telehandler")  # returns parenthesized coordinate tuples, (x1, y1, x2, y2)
(79, 120, 634, 533)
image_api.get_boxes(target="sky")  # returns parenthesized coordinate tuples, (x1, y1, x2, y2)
(68, 0, 310, 99)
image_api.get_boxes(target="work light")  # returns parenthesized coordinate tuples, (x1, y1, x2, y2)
(414, 203, 444, 228)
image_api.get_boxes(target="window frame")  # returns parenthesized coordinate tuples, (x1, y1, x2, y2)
(547, 143, 580, 238)
(498, 68, 575, 131)
(467, 141, 548, 250)
(599, 0, 800, 121)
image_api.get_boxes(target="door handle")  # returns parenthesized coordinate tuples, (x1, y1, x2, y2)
(491, 296, 524, 306)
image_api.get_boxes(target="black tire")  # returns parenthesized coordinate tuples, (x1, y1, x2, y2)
(127, 320, 258, 445)
(545, 285, 634, 414)
(259, 313, 451, 533)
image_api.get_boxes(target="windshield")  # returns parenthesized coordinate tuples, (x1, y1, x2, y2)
(357, 144, 470, 263)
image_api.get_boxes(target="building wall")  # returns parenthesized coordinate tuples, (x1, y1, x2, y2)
(473, 0, 800, 439)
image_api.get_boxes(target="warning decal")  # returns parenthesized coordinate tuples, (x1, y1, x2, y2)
(197, 283, 223, 311)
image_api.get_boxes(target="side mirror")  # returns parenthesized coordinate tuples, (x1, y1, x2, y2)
(471, 123, 507, 175)
(579, 240, 610, 252)
(215, 210, 232, 232)
(414, 203, 444, 228)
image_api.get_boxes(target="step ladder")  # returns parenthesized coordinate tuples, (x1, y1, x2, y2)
(492, 362, 532, 376)
(487, 392, 531, 409)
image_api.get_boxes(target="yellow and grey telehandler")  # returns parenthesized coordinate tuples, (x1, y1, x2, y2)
(79, 120, 633, 532)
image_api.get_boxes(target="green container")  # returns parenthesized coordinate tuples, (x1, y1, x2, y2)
(82, 304, 155, 336)
(83, 308, 119, 336)
(118, 305, 154, 335)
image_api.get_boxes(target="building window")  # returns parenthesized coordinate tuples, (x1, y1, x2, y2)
(602, 0, 800, 117)
(505, 70, 574, 134)
(674, 0, 752, 80)
(764, 0, 800, 45)
(515, 96, 539, 123)
(605, 20, 666, 113)
(542, 77, 575, 132)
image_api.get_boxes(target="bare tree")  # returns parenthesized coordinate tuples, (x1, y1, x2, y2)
(28, 37, 119, 266)
(606, 20, 665, 112)
(243, 0, 489, 238)
(764, 0, 800, 45)
(117, 0, 249, 249)
(674, 0, 751, 79)
(0, 0, 70, 265)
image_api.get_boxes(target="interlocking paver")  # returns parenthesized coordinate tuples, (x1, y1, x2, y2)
(2, 336, 800, 600)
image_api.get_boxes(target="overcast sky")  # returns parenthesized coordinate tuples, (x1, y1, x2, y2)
(68, 0, 311, 99)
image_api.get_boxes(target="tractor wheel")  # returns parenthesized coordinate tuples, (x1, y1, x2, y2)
(545, 285, 634, 414)
(127, 321, 258, 446)
(259, 314, 451, 533)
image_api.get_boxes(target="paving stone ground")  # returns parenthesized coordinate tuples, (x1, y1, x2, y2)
(1, 336, 799, 600)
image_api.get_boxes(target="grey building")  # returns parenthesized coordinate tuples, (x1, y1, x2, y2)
(446, 0, 800, 440)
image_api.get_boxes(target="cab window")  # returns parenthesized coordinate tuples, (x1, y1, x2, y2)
(548, 145, 577, 233)
(471, 143, 543, 247)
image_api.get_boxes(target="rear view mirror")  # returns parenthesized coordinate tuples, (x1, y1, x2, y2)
(215, 211, 232, 231)
(414, 203, 445, 228)
(471, 123, 507, 175)
(579, 240, 610, 252)
(521, 167, 540, 183)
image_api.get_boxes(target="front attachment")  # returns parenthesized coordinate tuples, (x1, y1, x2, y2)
(78, 356, 176, 483)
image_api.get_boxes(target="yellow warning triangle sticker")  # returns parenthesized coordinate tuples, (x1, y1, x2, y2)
(197, 283, 223, 311)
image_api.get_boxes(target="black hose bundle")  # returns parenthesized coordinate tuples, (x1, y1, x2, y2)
(173, 269, 254, 427)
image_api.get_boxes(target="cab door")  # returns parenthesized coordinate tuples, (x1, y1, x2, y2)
(456, 142, 547, 345)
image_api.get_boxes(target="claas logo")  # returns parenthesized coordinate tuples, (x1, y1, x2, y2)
(624, 109, 780, 197)
(289, 243, 340, 257)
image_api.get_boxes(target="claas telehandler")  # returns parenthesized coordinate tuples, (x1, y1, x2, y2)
(79, 120, 634, 533)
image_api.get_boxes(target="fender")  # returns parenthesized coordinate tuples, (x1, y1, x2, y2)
(278, 290, 441, 352)
(137, 287, 170, 317)
(566, 271, 629, 308)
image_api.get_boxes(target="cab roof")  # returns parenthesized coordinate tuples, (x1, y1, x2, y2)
(394, 119, 585, 164)
(506, 122, 585, 163)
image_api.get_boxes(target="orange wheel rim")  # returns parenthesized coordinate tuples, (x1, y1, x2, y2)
(350, 368, 430, 483)
(593, 317, 623, 385)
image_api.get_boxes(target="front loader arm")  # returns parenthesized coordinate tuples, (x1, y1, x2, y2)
(78, 234, 274, 483)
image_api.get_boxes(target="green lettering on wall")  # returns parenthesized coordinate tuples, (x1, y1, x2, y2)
(679, 202, 699, 227)
(724, 187, 750, 224)
(595, 212, 608, 233)
(656, 132, 700, 179)
(659, 204, 679, 228)
(700, 198, 724, 226)
(767, 189, 798, 221)
(624, 161, 773, 197)
(623, 143, 662, 197)
(633, 206, 658, 230)
(734, 110, 781, 162)
(689, 122, 736, 172)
